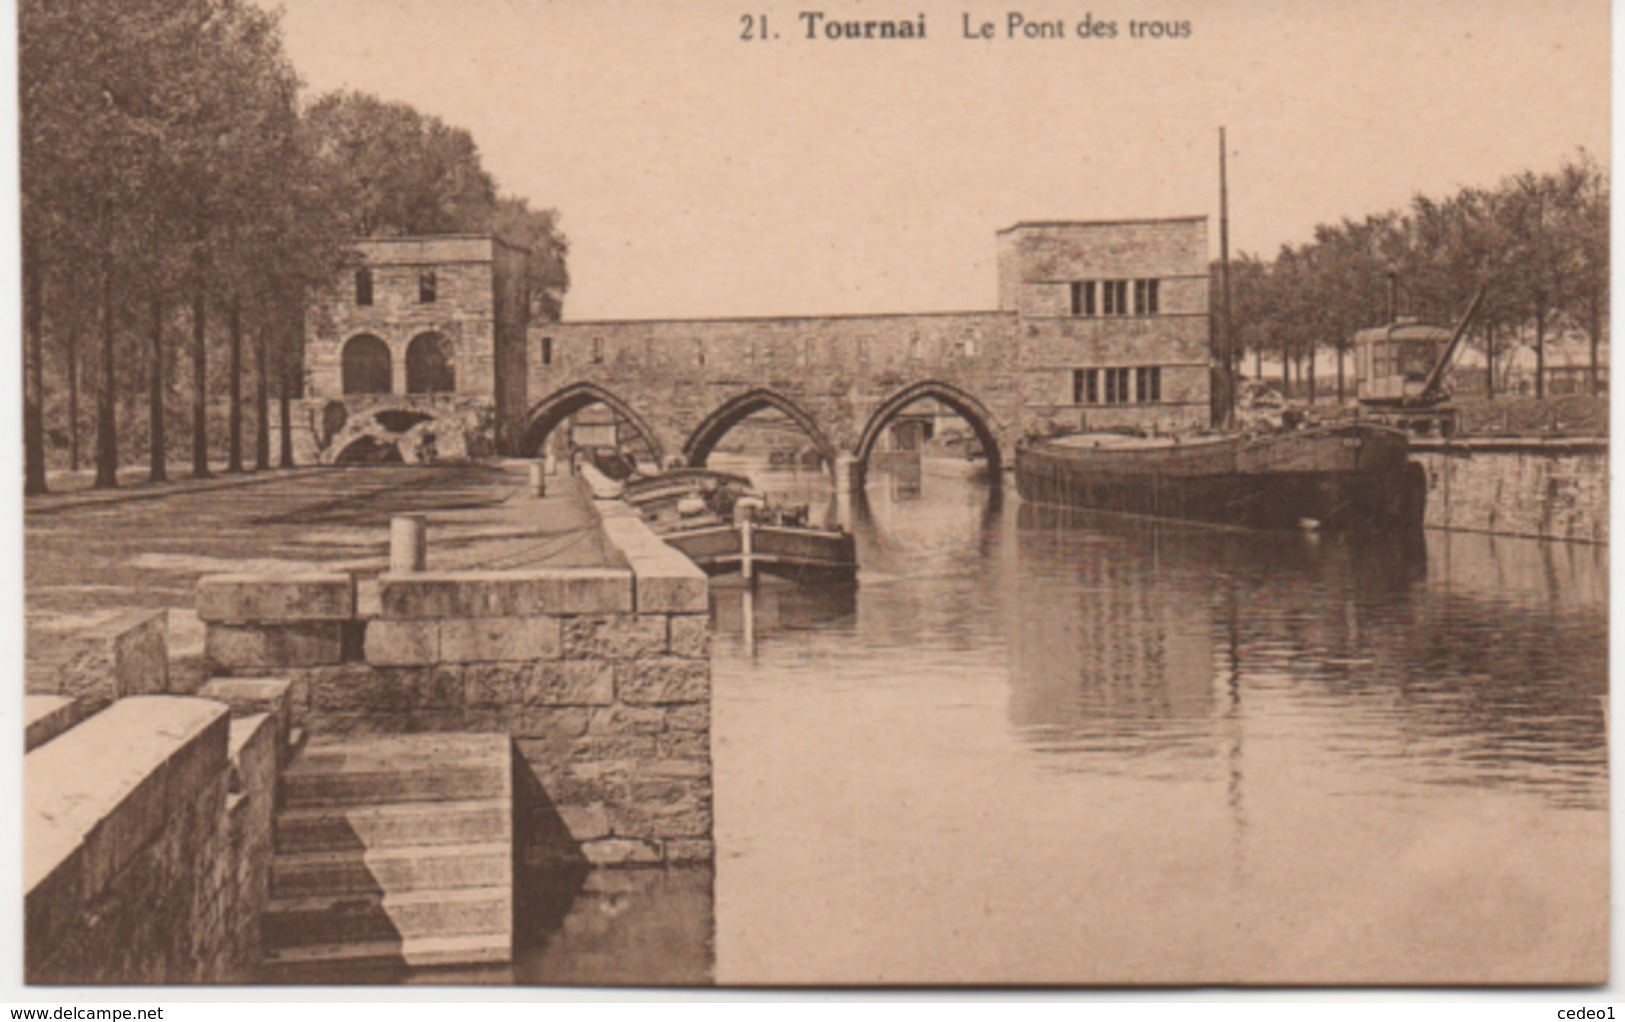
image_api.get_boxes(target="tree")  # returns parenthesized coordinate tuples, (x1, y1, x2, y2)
(1556, 153, 1609, 395)
(305, 92, 497, 237)
(489, 198, 570, 320)
(308, 90, 571, 316)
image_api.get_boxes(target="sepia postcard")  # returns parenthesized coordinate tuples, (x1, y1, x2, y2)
(11, 0, 1612, 996)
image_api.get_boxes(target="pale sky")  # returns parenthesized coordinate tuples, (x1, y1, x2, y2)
(266, 0, 1609, 320)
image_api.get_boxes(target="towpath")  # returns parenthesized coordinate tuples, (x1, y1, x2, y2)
(25, 460, 612, 689)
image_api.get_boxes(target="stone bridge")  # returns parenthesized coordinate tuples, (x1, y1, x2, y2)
(521, 311, 1023, 485)
(290, 219, 1216, 474)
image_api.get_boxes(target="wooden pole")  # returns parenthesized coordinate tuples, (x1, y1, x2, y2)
(1219, 127, 1235, 430)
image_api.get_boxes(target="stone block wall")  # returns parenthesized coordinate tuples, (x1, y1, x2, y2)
(24, 695, 279, 984)
(304, 236, 505, 402)
(196, 506, 715, 870)
(998, 218, 1213, 435)
(26, 608, 171, 712)
(278, 393, 499, 466)
(24, 604, 291, 986)
(528, 311, 1023, 464)
(1415, 440, 1609, 544)
(996, 217, 1210, 311)
(222, 712, 280, 970)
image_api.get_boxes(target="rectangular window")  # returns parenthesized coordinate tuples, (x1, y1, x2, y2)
(355, 269, 373, 306)
(1087, 369, 1099, 404)
(592, 337, 605, 364)
(540, 337, 552, 366)
(1105, 367, 1119, 404)
(1115, 368, 1132, 404)
(1135, 366, 1162, 403)
(1102, 280, 1128, 316)
(1134, 279, 1162, 315)
(419, 270, 437, 304)
(1070, 281, 1096, 317)
(1072, 369, 1084, 404)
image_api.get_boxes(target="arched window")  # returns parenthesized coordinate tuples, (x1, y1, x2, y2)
(341, 334, 391, 395)
(406, 333, 456, 394)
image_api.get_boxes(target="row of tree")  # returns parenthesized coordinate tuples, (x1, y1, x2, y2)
(20, 0, 569, 494)
(1219, 152, 1608, 403)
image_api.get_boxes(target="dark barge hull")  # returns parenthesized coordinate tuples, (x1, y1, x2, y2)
(1015, 424, 1426, 531)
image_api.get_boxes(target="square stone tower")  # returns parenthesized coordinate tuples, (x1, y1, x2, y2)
(299, 235, 530, 462)
(999, 217, 1211, 434)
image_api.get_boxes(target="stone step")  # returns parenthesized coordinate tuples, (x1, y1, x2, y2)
(281, 764, 508, 808)
(280, 734, 511, 808)
(263, 887, 512, 948)
(274, 799, 511, 854)
(290, 734, 511, 773)
(261, 933, 512, 979)
(271, 843, 511, 899)
(279, 766, 507, 805)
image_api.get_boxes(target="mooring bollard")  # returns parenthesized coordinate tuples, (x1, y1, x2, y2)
(390, 515, 427, 573)
(529, 461, 547, 497)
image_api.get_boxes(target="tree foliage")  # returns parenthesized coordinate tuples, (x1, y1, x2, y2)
(1225, 153, 1608, 400)
(305, 92, 570, 318)
(19, 8, 570, 492)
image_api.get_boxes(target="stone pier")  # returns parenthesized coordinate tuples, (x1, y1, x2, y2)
(196, 480, 714, 871)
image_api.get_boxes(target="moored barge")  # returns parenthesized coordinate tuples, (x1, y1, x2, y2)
(622, 468, 859, 582)
(1015, 423, 1426, 531)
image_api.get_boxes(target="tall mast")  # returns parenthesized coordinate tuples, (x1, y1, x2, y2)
(1218, 127, 1235, 430)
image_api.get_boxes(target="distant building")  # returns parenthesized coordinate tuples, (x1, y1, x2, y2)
(300, 235, 530, 463)
(298, 217, 1214, 467)
(996, 217, 1212, 434)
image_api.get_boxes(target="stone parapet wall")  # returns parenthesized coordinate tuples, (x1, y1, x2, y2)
(24, 672, 293, 985)
(24, 695, 94, 752)
(528, 312, 1023, 465)
(26, 697, 230, 983)
(1415, 440, 1608, 544)
(195, 503, 715, 869)
(26, 608, 171, 712)
(23, 608, 293, 985)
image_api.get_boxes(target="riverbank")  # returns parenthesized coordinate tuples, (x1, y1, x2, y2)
(26, 460, 620, 695)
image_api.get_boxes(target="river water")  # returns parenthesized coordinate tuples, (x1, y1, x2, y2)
(502, 456, 1607, 987)
(700, 458, 1608, 986)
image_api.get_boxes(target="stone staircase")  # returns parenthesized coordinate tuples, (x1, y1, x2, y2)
(261, 734, 514, 979)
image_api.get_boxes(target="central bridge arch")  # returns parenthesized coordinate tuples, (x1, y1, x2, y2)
(684, 388, 840, 480)
(520, 382, 666, 462)
(855, 380, 1006, 480)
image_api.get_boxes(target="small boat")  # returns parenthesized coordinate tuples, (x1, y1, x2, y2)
(1015, 423, 1427, 531)
(622, 469, 858, 583)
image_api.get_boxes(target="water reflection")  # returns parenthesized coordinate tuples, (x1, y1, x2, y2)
(1009, 504, 1606, 809)
(715, 460, 1607, 984)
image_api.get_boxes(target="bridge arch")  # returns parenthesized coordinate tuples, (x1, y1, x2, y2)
(683, 388, 840, 478)
(519, 382, 666, 462)
(855, 380, 1006, 479)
